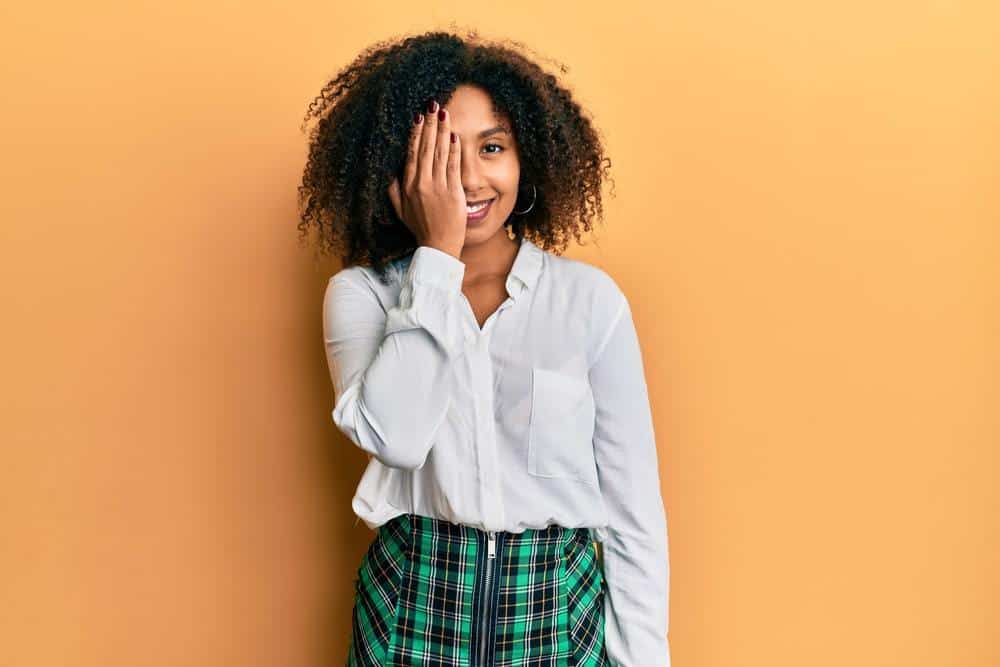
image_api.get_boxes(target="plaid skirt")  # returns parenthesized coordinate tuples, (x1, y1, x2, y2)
(347, 512, 609, 666)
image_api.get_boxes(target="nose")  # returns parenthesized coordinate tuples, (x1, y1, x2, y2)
(460, 145, 485, 192)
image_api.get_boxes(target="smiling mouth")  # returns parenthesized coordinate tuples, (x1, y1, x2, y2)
(466, 197, 494, 213)
(466, 197, 495, 222)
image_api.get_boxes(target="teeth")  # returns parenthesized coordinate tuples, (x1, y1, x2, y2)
(466, 199, 491, 213)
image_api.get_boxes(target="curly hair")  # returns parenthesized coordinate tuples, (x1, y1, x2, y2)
(297, 27, 615, 285)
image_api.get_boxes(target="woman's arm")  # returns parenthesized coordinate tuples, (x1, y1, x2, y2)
(322, 245, 468, 470)
(589, 295, 671, 666)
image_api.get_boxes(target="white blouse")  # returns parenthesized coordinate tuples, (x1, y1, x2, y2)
(322, 236, 671, 666)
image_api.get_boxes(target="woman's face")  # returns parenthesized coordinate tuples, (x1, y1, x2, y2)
(443, 84, 521, 244)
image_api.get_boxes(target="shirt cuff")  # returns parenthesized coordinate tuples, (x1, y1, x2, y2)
(406, 245, 465, 292)
(383, 245, 470, 359)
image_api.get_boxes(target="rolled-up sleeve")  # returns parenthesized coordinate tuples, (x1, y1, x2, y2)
(322, 246, 470, 470)
(588, 295, 671, 666)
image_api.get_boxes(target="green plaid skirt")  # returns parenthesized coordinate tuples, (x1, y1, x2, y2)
(347, 512, 608, 666)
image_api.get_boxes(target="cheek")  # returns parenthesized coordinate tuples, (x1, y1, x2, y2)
(498, 158, 520, 191)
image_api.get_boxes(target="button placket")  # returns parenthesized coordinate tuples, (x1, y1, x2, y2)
(476, 331, 505, 529)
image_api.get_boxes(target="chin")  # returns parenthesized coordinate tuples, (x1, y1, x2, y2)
(465, 222, 506, 240)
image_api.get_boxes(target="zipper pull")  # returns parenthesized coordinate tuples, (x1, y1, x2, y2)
(487, 531, 496, 559)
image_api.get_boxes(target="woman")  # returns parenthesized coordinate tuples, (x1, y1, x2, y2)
(300, 29, 670, 666)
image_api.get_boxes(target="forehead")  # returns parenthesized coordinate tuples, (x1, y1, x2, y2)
(444, 84, 510, 130)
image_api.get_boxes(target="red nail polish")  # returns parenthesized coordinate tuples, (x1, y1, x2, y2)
(427, 99, 437, 113)
(413, 112, 422, 124)
(450, 132, 456, 143)
(438, 108, 446, 122)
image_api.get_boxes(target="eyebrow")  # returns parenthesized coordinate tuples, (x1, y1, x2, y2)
(477, 125, 510, 139)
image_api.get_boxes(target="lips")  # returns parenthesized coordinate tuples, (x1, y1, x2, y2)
(466, 197, 495, 222)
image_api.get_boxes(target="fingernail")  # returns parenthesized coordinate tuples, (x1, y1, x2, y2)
(450, 132, 456, 143)
(426, 99, 437, 113)
(413, 112, 422, 124)
(438, 108, 446, 122)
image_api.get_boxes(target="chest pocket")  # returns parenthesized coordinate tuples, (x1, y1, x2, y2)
(528, 367, 598, 485)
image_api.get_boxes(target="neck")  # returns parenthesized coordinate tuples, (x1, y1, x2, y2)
(459, 229, 520, 286)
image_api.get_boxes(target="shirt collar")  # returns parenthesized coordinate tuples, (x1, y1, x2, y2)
(395, 236, 544, 300)
(506, 236, 544, 300)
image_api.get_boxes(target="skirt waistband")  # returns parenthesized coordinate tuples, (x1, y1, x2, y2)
(381, 512, 594, 554)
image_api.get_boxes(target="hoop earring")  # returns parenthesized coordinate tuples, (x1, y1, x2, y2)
(512, 184, 537, 215)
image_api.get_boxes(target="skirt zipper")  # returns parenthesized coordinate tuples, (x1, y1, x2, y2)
(477, 530, 498, 665)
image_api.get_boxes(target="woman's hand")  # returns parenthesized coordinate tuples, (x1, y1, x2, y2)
(387, 100, 467, 259)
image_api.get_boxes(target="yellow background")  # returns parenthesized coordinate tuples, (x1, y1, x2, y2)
(1, 1, 996, 665)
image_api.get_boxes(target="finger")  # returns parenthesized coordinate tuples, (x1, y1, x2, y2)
(433, 107, 450, 184)
(446, 131, 461, 194)
(417, 100, 438, 186)
(402, 112, 422, 191)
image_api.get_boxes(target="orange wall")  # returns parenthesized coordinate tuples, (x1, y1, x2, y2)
(1, 2, 996, 665)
